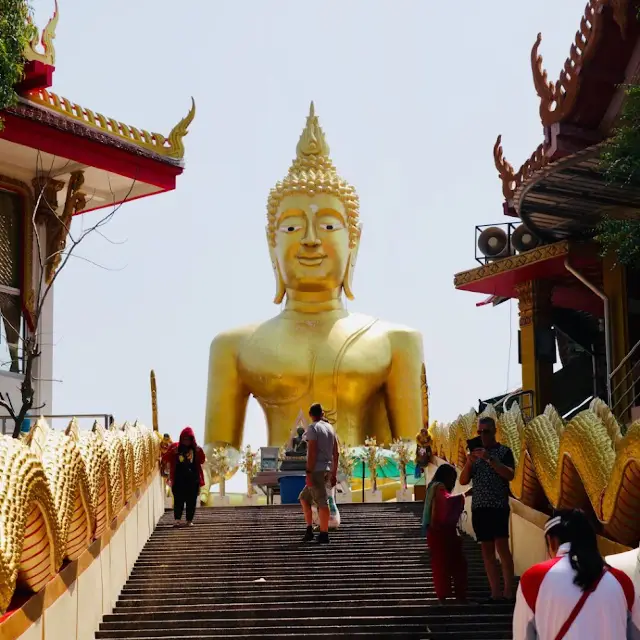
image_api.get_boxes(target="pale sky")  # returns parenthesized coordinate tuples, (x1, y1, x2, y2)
(34, 0, 586, 488)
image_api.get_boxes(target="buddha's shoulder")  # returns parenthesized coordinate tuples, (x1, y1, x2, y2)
(343, 314, 423, 343)
(210, 325, 259, 353)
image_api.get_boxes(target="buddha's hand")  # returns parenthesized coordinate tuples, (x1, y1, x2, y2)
(200, 441, 242, 505)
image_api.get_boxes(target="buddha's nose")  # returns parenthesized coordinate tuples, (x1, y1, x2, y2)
(301, 225, 321, 247)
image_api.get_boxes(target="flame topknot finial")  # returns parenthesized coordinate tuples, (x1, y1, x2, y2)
(295, 101, 330, 160)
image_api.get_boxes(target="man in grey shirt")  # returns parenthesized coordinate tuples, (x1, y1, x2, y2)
(299, 403, 339, 544)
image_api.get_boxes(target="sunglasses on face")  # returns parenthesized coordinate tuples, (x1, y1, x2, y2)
(477, 429, 493, 435)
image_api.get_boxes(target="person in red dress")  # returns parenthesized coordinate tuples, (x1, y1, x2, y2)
(422, 463, 469, 604)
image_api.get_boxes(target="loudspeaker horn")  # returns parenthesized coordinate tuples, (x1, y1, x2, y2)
(511, 224, 540, 253)
(478, 226, 509, 258)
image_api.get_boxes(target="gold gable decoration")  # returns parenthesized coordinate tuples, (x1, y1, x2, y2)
(23, 0, 59, 67)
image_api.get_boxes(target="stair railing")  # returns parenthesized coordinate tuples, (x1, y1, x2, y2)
(609, 338, 640, 423)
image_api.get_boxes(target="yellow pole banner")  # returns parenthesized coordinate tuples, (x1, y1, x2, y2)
(150, 370, 159, 432)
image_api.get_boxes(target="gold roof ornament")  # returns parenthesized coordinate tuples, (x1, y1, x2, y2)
(24, 90, 196, 160)
(493, 135, 548, 204)
(266, 101, 360, 248)
(166, 97, 196, 159)
(531, 0, 604, 127)
(24, 0, 59, 67)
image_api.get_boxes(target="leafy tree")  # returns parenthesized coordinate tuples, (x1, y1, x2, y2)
(596, 215, 640, 268)
(597, 85, 640, 267)
(0, 0, 32, 126)
(601, 85, 640, 185)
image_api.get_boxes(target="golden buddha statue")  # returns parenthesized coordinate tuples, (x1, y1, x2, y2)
(204, 103, 429, 461)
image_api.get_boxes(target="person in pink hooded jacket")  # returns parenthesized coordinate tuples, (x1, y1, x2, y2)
(162, 426, 205, 527)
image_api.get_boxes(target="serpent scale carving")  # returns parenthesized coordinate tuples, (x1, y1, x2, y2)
(0, 418, 158, 614)
(431, 398, 640, 546)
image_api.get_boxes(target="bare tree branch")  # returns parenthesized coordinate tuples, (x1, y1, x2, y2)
(0, 404, 16, 423)
(36, 178, 136, 322)
(93, 229, 128, 246)
(61, 252, 127, 272)
(6, 152, 134, 437)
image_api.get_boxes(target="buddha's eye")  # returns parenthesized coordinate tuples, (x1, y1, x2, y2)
(279, 223, 302, 233)
(319, 220, 344, 231)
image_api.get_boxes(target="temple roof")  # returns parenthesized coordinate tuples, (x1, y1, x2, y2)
(494, 0, 640, 240)
(7, 99, 188, 167)
(0, 1, 194, 210)
(15, 0, 194, 166)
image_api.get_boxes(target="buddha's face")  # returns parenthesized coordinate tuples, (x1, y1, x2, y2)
(273, 194, 351, 293)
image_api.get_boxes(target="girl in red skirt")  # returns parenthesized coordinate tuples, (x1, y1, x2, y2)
(422, 463, 469, 604)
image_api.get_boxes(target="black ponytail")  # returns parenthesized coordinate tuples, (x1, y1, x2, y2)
(546, 509, 604, 592)
(430, 463, 457, 490)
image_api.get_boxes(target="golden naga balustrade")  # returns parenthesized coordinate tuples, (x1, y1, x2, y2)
(0, 419, 160, 615)
(430, 398, 640, 547)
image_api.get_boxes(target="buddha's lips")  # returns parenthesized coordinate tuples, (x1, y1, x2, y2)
(297, 254, 326, 266)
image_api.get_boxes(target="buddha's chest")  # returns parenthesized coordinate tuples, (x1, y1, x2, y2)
(237, 317, 391, 403)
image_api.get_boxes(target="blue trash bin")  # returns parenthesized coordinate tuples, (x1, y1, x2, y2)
(20, 417, 32, 435)
(278, 475, 306, 504)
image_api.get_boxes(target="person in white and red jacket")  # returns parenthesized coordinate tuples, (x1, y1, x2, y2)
(513, 509, 640, 639)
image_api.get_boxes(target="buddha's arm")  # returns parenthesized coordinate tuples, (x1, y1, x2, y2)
(385, 328, 427, 440)
(204, 330, 251, 450)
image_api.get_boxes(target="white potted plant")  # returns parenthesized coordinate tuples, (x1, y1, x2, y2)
(363, 437, 383, 502)
(240, 445, 260, 506)
(392, 438, 413, 502)
(336, 441, 356, 503)
(210, 446, 231, 506)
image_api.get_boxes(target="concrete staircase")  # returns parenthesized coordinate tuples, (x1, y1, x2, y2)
(96, 503, 515, 639)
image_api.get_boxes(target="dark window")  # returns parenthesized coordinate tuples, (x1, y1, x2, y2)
(0, 189, 23, 373)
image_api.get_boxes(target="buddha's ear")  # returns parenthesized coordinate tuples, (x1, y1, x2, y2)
(267, 227, 286, 304)
(343, 223, 362, 301)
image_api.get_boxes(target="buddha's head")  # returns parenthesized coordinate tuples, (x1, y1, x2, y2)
(266, 103, 361, 304)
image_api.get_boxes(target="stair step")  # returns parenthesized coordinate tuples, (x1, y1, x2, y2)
(96, 504, 514, 638)
(110, 598, 511, 615)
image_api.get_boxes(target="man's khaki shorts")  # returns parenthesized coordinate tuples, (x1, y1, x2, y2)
(299, 471, 330, 507)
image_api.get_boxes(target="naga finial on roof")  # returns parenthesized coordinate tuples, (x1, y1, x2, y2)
(24, 0, 59, 67)
(530, 0, 604, 127)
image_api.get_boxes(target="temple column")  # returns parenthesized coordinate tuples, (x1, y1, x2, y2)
(602, 255, 630, 418)
(515, 280, 554, 417)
